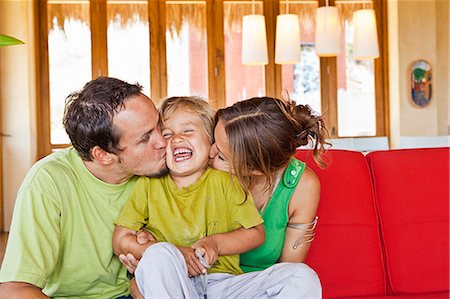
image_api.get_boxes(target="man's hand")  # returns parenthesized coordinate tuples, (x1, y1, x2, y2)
(119, 253, 140, 274)
(130, 278, 144, 299)
(192, 236, 219, 266)
(118, 229, 156, 274)
(176, 246, 207, 277)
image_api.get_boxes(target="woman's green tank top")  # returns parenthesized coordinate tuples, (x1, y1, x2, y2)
(240, 158, 306, 272)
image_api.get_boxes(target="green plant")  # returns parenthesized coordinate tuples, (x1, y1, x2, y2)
(0, 34, 24, 47)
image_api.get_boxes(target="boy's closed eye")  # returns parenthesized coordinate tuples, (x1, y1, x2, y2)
(183, 129, 194, 134)
(162, 129, 173, 139)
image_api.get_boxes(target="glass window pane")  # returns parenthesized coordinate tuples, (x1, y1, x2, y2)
(224, 1, 265, 106)
(336, 1, 376, 137)
(280, 1, 321, 113)
(47, 1, 91, 145)
(107, 0, 150, 95)
(166, 1, 208, 98)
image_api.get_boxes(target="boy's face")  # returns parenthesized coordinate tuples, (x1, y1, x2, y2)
(162, 109, 211, 178)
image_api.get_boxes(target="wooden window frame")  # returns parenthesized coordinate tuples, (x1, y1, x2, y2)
(36, 0, 389, 158)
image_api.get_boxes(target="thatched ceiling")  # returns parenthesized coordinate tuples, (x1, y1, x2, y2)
(47, 0, 373, 34)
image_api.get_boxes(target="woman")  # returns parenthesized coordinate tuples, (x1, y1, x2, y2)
(208, 96, 328, 296)
(125, 96, 328, 298)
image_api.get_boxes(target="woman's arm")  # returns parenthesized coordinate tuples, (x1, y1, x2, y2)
(112, 226, 156, 259)
(279, 167, 320, 263)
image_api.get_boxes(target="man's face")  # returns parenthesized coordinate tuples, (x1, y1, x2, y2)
(112, 93, 168, 177)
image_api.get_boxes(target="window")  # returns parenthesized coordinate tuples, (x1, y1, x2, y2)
(107, 0, 150, 94)
(46, 1, 91, 145)
(224, 1, 265, 105)
(37, 0, 388, 157)
(279, 1, 321, 113)
(165, 1, 208, 97)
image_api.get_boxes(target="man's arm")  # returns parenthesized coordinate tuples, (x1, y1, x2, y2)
(0, 282, 49, 298)
(112, 226, 156, 259)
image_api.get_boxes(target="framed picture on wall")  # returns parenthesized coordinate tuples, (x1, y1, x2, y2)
(410, 60, 432, 108)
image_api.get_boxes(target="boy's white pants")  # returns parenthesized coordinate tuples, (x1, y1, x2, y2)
(135, 242, 322, 299)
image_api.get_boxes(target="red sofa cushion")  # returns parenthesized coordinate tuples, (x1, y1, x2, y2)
(366, 148, 449, 295)
(295, 150, 386, 298)
(346, 293, 450, 299)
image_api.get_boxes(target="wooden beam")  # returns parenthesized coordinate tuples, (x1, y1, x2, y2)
(90, 0, 108, 78)
(318, 0, 338, 137)
(374, 0, 389, 137)
(36, 0, 52, 159)
(207, 0, 225, 109)
(264, 0, 279, 98)
(149, 0, 167, 102)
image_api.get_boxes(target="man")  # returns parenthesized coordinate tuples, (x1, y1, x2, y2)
(0, 77, 167, 298)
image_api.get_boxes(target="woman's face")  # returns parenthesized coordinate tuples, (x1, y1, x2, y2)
(210, 118, 233, 173)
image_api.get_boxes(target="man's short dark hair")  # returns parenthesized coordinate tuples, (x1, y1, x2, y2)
(63, 77, 143, 161)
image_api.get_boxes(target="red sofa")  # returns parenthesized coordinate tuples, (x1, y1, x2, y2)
(294, 148, 449, 299)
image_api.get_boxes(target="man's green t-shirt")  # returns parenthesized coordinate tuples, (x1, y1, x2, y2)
(0, 147, 137, 298)
(115, 168, 263, 275)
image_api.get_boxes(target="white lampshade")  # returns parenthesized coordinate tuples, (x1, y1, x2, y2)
(242, 14, 268, 65)
(315, 6, 341, 57)
(353, 9, 379, 60)
(275, 14, 300, 64)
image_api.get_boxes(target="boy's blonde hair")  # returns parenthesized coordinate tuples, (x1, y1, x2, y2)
(158, 96, 215, 144)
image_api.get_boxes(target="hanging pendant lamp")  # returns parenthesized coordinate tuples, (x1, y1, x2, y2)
(242, 0, 268, 65)
(275, 0, 300, 64)
(315, 4, 341, 57)
(353, 8, 379, 60)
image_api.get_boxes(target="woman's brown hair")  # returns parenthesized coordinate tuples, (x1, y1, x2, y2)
(214, 97, 329, 192)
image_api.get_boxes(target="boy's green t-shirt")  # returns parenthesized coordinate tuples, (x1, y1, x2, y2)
(0, 147, 137, 298)
(115, 168, 263, 275)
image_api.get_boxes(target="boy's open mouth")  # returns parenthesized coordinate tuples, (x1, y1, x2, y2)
(173, 147, 193, 162)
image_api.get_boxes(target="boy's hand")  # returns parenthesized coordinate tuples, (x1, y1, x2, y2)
(192, 237, 219, 266)
(136, 229, 156, 244)
(177, 246, 207, 277)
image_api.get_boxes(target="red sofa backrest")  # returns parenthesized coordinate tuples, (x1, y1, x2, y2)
(295, 150, 386, 298)
(366, 148, 450, 295)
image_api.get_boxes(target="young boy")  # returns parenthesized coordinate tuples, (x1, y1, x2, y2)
(112, 97, 264, 298)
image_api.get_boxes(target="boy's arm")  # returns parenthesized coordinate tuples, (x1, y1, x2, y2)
(112, 226, 156, 259)
(0, 282, 50, 299)
(192, 224, 265, 265)
(118, 232, 208, 277)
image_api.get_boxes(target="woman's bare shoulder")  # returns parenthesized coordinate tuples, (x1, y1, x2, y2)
(288, 166, 320, 221)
